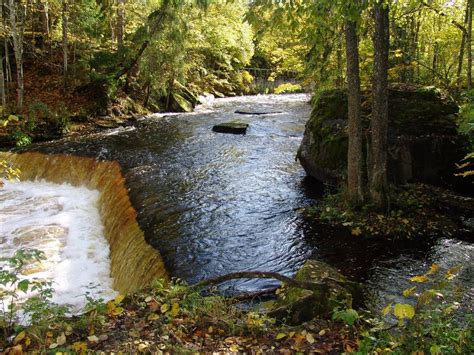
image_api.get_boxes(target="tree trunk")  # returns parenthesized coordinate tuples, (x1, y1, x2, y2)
(9, 0, 24, 112)
(0, 49, 6, 109)
(62, 0, 68, 89)
(4, 37, 11, 83)
(370, 0, 390, 210)
(117, 0, 125, 51)
(467, 0, 472, 90)
(336, 35, 344, 88)
(456, 1, 469, 87)
(345, 18, 364, 205)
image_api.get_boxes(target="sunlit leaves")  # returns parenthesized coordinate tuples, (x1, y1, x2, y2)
(393, 303, 415, 320)
(402, 286, 417, 297)
(410, 275, 428, 283)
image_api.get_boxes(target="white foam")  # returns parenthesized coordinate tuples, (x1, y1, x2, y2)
(0, 180, 117, 315)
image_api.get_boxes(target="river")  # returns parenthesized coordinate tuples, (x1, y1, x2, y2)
(15, 93, 474, 311)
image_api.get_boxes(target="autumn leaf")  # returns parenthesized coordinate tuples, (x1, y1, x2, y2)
(393, 303, 415, 319)
(114, 294, 125, 304)
(147, 313, 160, 321)
(56, 332, 67, 346)
(445, 266, 460, 280)
(351, 227, 362, 236)
(382, 303, 392, 316)
(161, 303, 170, 313)
(72, 342, 88, 352)
(427, 264, 439, 275)
(402, 286, 416, 297)
(275, 333, 286, 340)
(306, 333, 315, 344)
(410, 275, 428, 283)
(229, 344, 239, 352)
(13, 331, 26, 345)
(87, 335, 99, 343)
(171, 303, 180, 317)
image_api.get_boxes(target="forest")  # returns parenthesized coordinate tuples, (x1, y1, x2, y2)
(0, 0, 473, 353)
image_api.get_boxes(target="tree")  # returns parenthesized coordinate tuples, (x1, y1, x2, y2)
(344, 5, 364, 205)
(8, 0, 24, 112)
(62, 0, 68, 89)
(116, 0, 125, 51)
(370, 0, 390, 209)
(467, 0, 472, 89)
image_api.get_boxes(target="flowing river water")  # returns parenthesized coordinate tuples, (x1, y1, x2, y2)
(3, 94, 473, 312)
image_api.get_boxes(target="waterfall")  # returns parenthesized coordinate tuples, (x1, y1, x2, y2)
(0, 151, 168, 294)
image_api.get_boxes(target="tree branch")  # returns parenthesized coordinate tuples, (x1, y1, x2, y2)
(114, 5, 168, 80)
(421, 1, 467, 34)
(191, 271, 329, 291)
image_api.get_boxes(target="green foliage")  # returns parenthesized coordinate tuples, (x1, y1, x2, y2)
(332, 308, 359, 326)
(274, 83, 302, 94)
(12, 131, 32, 147)
(358, 264, 473, 354)
(0, 249, 68, 343)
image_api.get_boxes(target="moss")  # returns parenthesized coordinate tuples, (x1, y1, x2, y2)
(298, 85, 467, 185)
(269, 261, 355, 324)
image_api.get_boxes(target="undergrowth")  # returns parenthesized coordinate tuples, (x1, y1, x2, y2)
(304, 183, 466, 239)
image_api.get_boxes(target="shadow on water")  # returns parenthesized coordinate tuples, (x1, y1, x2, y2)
(22, 94, 473, 309)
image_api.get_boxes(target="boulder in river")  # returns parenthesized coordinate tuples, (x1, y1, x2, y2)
(267, 260, 362, 324)
(297, 85, 468, 186)
(212, 122, 249, 134)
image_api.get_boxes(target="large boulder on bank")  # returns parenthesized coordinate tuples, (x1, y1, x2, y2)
(267, 260, 362, 324)
(297, 85, 468, 185)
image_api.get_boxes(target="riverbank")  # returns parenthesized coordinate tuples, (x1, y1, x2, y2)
(304, 183, 474, 240)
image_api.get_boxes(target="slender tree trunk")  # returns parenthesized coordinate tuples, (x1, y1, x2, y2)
(370, 0, 390, 210)
(117, 0, 125, 51)
(467, 0, 472, 89)
(62, 0, 68, 89)
(9, 0, 24, 112)
(0, 50, 6, 109)
(4, 37, 11, 83)
(2, 0, 12, 85)
(345, 18, 364, 205)
(336, 36, 344, 88)
(457, 1, 469, 87)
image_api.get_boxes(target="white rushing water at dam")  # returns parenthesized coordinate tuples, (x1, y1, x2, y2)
(0, 180, 117, 313)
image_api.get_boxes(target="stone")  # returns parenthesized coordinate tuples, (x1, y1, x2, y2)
(235, 110, 283, 115)
(267, 260, 362, 325)
(169, 93, 193, 113)
(212, 122, 249, 134)
(297, 85, 468, 186)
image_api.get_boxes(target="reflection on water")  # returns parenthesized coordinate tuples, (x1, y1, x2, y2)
(25, 93, 473, 306)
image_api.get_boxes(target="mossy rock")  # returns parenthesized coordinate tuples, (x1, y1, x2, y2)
(267, 260, 361, 325)
(297, 85, 468, 186)
(169, 93, 194, 113)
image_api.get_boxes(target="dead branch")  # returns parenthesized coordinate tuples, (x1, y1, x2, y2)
(191, 271, 328, 292)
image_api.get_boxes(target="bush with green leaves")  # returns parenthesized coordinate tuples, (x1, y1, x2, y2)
(0, 249, 69, 347)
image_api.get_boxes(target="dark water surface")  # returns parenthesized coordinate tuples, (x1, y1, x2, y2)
(29, 94, 473, 311)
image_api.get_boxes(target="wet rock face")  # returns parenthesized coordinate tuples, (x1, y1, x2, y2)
(268, 260, 361, 325)
(297, 85, 468, 186)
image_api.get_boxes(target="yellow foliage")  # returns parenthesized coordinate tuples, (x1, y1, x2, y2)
(393, 303, 415, 320)
(410, 275, 428, 283)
